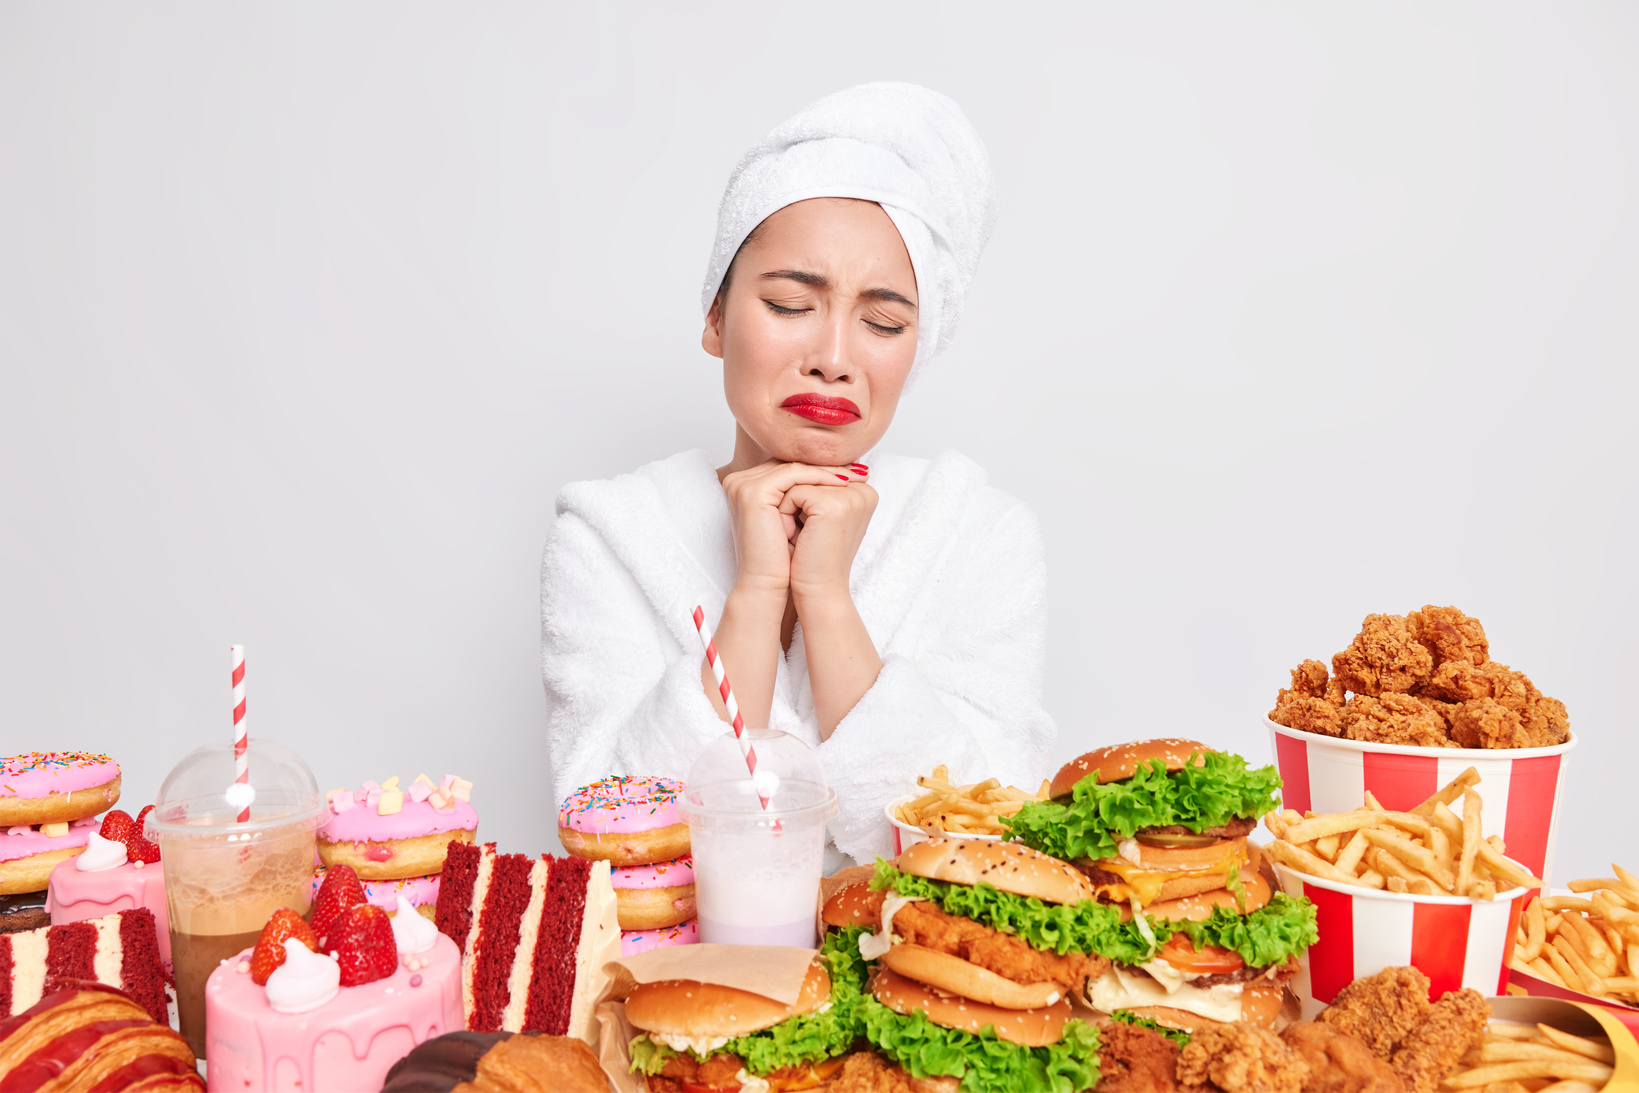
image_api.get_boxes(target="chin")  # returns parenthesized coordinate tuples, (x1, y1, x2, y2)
(763, 429, 866, 467)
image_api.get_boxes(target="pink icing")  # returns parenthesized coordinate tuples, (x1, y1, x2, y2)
(318, 794, 476, 844)
(559, 776, 684, 834)
(48, 857, 172, 964)
(620, 919, 699, 956)
(204, 932, 462, 1092)
(612, 854, 694, 891)
(0, 752, 120, 799)
(0, 817, 98, 863)
(310, 868, 441, 910)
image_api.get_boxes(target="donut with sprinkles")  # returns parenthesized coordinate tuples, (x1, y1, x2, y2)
(0, 752, 122, 827)
(557, 776, 690, 867)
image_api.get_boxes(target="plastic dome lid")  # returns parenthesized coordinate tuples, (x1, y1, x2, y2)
(679, 729, 838, 829)
(146, 737, 326, 839)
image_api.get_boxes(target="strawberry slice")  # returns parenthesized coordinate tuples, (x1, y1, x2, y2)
(250, 908, 319, 986)
(134, 804, 155, 840)
(326, 903, 398, 987)
(99, 810, 136, 845)
(311, 864, 367, 944)
(126, 836, 161, 864)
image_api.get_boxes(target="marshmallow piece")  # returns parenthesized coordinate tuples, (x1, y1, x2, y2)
(381, 776, 400, 791)
(449, 778, 473, 803)
(439, 774, 456, 791)
(40, 822, 69, 838)
(408, 775, 434, 803)
(6, 825, 30, 836)
(390, 895, 438, 954)
(377, 789, 404, 816)
(265, 939, 340, 1014)
(428, 790, 453, 811)
(328, 789, 356, 814)
(75, 830, 129, 872)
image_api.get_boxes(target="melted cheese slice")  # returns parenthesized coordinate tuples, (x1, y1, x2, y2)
(1087, 965, 1246, 1024)
(1091, 844, 1243, 907)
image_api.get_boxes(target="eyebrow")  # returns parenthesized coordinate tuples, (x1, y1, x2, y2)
(760, 269, 917, 310)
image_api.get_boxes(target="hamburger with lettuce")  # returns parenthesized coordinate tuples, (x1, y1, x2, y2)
(1001, 738, 1317, 1030)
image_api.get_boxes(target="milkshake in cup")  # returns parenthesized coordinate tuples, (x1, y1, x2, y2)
(680, 729, 838, 949)
(146, 738, 325, 1056)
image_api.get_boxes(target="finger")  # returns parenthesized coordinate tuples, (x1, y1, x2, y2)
(746, 462, 868, 493)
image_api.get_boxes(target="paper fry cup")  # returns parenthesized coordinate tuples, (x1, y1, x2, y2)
(1275, 863, 1530, 1008)
(885, 796, 1001, 856)
(1267, 718, 1576, 885)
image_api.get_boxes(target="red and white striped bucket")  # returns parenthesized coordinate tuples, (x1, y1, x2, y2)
(1275, 864, 1531, 1008)
(1267, 718, 1576, 886)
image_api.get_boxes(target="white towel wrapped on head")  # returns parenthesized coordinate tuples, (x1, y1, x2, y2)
(701, 81, 998, 374)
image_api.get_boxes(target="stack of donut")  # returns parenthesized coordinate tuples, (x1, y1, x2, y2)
(557, 776, 697, 955)
(316, 773, 478, 919)
(1, 751, 122, 933)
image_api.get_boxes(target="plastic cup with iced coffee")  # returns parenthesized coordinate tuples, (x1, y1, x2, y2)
(679, 729, 838, 949)
(146, 738, 325, 1056)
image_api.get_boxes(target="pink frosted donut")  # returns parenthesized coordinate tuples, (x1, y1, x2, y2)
(611, 854, 695, 931)
(611, 854, 694, 890)
(317, 779, 478, 881)
(557, 776, 689, 866)
(310, 867, 441, 917)
(621, 918, 699, 956)
(0, 752, 122, 825)
(0, 817, 99, 895)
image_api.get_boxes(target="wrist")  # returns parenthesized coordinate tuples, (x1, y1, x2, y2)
(726, 578, 788, 616)
(790, 580, 854, 618)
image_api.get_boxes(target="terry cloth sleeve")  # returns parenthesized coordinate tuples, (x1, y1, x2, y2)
(540, 511, 726, 807)
(815, 491, 1056, 863)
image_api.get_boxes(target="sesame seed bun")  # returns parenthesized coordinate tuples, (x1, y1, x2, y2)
(822, 883, 879, 929)
(1049, 739, 1213, 799)
(894, 838, 1096, 905)
(871, 968, 1071, 1047)
(623, 960, 829, 1039)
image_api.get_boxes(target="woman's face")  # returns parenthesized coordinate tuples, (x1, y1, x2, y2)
(704, 198, 918, 466)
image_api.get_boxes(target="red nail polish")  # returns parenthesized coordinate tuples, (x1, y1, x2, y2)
(853, 464, 869, 472)
(836, 474, 849, 481)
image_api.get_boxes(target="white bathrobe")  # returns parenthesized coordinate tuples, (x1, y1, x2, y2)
(540, 448, 1054, 866)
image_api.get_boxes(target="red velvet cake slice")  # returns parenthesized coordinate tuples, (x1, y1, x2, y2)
(434, 841, 618, 1043)
(0, 907, 168, 1021)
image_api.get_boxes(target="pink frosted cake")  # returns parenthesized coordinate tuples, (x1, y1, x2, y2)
(204, 900, 462, 1092)
(48, 831, 170, 963)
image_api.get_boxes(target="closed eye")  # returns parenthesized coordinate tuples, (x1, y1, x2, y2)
(865, 320, 906, 335)
(763, 300, 811, 316)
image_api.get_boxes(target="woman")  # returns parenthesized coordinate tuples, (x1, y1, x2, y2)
(541, 82, 1054, 866)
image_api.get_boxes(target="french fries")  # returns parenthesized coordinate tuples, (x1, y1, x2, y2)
(1512, 865, 1639, 1006)
(1264, 768, 1542, 899)
(1438, 1020, 1615, 1090)
(891, 764, 1050, 838)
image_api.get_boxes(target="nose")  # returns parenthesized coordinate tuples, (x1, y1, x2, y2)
(802, 307, 853, 384)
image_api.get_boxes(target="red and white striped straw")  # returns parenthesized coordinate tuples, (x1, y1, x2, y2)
(692, 606, 770, 810)
(230, 644, 249, 822)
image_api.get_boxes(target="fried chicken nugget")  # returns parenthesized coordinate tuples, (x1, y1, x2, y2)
(1332, 615, 1434, 696)
(1271, 660, 1348, 736)
(1340, 694, 1452, 748)
(1316, 967, 1431, 1059)
(1281, 1022, 1406, 1093)
(1407, 606, 1489, 669)
(1177, 1023, 1308, 1093)
(1448, 697, 1532, 749)
(1095, 1020, 1194, 1093)
(1387, 988, 1487, 1093)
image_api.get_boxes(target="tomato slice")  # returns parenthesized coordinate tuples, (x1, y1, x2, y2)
(1159, 933, 1245, 974)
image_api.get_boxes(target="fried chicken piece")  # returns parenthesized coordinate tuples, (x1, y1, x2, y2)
(1421, 660, 1493, 703)
(1271, 661, 1348, 736)
(1407, 606, 1488, 670)
(891, 899, 1110, 991)
(1095, 1020, 1194, 1093)
(1316, 967, 1431, 1059)
(1387, 988, 1487, 1093)
(1332, 615, 1434, 696)
(1340, 694, 1452, 748)
(1521, 693, 1570, 746)
(1281, 1022, 1406, 1093)
(830, 1052, 958, 1093)
(1177, 1023, 1308, 1093)
(1448, 697, 1531, 749)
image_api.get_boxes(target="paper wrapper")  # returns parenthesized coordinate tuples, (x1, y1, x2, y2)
(1490, 993, 1639, 1081)
(816, 864, 876, 936)
(1509, 966, 1639, 1038)
(596, 1000, 645, 1093)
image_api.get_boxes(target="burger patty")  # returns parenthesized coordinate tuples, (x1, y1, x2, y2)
(1130, 954, 1302, 989)
(1073, 863, 1130, 887)
(1135, 816, 1258, 839)
(893, 899, 1110, 991)
(654, 1051, 745, 1089)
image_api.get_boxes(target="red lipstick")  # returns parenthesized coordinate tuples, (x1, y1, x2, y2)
(780, 393, 861, 427)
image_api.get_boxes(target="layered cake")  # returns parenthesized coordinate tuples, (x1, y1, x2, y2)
(0, 982, 202, 1091)
(0, 907, 169, 1022)
(558, 776, 697, 953)
(48, 807, 170, 963)
(433, 840, 619, 1042)
(204, 869, 463, 1092)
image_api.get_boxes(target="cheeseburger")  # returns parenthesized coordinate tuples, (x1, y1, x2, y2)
(1002, 738, 1317, 1030)
(624, 957, 852, 1092)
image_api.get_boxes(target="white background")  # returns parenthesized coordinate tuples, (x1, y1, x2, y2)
(3, 3, 1634, 882)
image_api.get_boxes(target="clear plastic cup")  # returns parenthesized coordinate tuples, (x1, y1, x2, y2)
(146, 738, 325, 1056)
(679, 729, 838, 950)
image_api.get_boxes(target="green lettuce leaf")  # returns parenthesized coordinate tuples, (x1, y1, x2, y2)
(861, 1000, 1101, 1093)
(1108, 1010, 1191, 1048)
(872, 861, 1316, 969)
(1000, 751, 1283, 862)
(872, 860, 1158, 965)
(627, 1035, 676, 1076)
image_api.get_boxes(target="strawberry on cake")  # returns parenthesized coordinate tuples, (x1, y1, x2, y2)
(318, 774, 477, 881)
(47, 805, 171, 963)
(311, 866, 441, 921)
(204, 864, 463, 1092)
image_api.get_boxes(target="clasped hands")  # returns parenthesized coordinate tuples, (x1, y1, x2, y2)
(720, 459, 875, 607)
